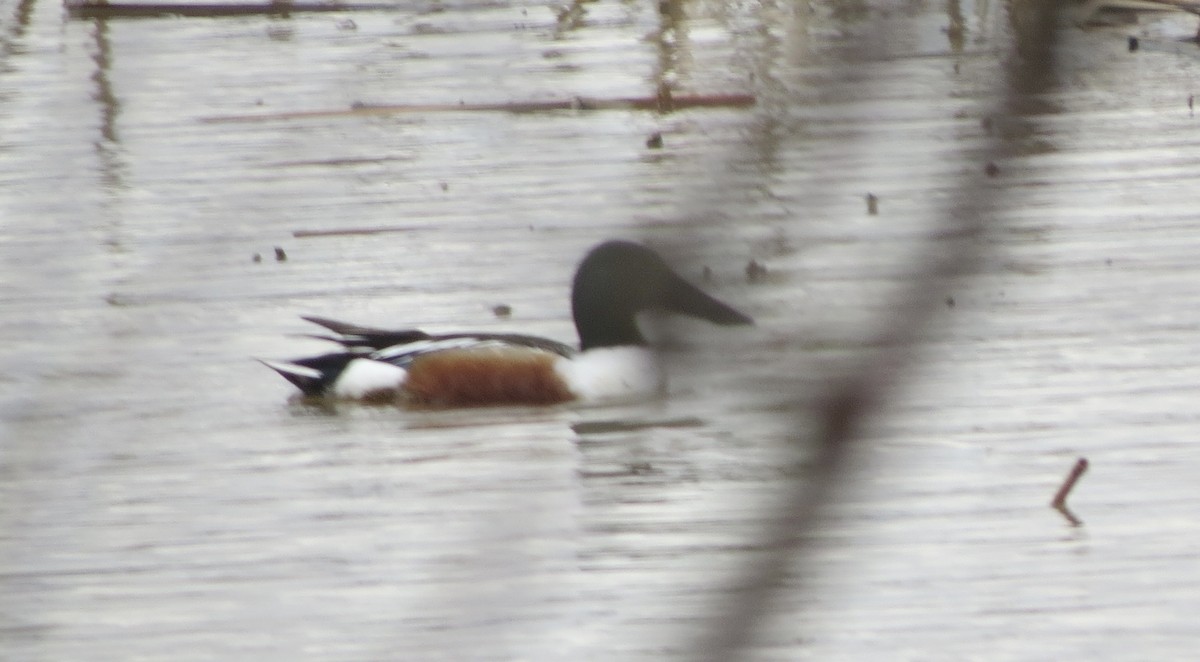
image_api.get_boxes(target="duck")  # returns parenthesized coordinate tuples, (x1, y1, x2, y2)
(261, 239, 753, 406)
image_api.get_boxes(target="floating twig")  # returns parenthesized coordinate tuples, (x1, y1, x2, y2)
(67, 1, 400, 19)
(1051, 457, 1089, 526)
(570, 416, 704, 435)
(292, 225, 420, 238)
(200, 94, 756, 124)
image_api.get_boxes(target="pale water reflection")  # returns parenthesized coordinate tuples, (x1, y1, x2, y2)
(3, 0, 1200, 660)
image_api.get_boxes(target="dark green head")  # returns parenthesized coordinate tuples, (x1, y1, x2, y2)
(570, 240, 754, 351)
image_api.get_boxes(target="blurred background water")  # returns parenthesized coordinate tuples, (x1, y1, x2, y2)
(3, 0, 1200, 659)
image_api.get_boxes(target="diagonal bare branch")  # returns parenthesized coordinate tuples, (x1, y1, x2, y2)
(688, 3, 1062, 659)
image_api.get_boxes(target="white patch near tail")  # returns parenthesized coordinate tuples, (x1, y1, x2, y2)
(555, 346, 665, 403)
(333, 359, 409, 399)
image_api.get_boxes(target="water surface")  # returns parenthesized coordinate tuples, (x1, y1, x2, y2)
(3, 1, 1200, 659)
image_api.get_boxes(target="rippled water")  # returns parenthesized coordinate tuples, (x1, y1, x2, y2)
(3, 1, 1200, 659)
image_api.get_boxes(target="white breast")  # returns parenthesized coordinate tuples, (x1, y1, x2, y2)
(554, 346, 666, 403)
(332, 358, 409, 399)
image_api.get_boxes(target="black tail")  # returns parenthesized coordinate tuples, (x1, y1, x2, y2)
(258, 353, 357, 396)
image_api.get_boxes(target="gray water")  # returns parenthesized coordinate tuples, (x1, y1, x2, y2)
(3, 0, 1200, 659)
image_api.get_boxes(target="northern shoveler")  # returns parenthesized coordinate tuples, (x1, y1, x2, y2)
(261, 240, 753, 406)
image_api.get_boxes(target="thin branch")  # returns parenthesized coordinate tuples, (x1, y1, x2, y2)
(689, 3, 1061, 659)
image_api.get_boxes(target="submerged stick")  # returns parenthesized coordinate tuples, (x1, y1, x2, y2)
(1051, 457, 1089, 526)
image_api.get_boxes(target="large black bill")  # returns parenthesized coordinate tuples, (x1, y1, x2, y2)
(663, 275, 754, 326)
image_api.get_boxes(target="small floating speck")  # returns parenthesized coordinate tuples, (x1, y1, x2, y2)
(945, 296, 955, 309)
(702, 265, 713, 283)
(646, 132, 663, 149)
(746, 259, 767, 283)
(866, 193, 879, 215)
(252, 253, 262, 263)
(492, 304, 512, 318)
(628, 462, 654, 475)
(274, 246, 287, 262)
(1127, 36, 1139, 52)
(985, 162, 1000, 177)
